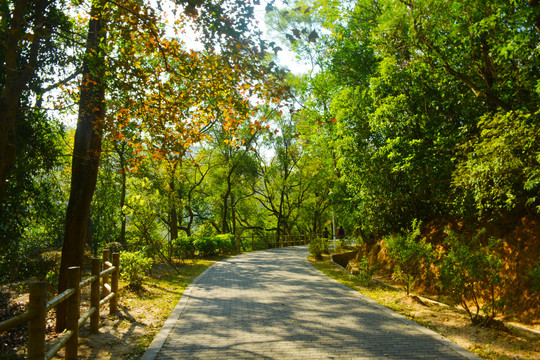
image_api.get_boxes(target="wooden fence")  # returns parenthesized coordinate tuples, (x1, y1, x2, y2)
(0, 250, 120, 360)
(235, 233, 314, 252)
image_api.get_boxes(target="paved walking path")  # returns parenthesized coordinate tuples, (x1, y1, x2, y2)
(141, 246, 479, 360)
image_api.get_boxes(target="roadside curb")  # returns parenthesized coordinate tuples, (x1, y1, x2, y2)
(139, 262, 217, 360)
(304, 258, 481, 360)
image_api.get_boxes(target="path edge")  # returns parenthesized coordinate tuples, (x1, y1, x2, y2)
(303, 257, 481, 360)
(139, 261, 218, 360)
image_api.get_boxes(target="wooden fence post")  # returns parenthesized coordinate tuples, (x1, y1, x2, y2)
(102, 249, 110, 298)
(251, 233, 255, 252)
(110, 253, 120, 314)
(66, 266, 80, 360)
(264, 233, 268, 249)
(90, 258, 100, 333)
(27, 282, 46, 360)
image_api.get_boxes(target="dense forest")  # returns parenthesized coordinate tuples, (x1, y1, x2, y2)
(1, 0, 539, 325)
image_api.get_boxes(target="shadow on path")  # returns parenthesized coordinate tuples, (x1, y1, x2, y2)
(143, 246, 480, 360)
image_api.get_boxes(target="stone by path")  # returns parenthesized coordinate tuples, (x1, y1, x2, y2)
(141, 246, 480, 360)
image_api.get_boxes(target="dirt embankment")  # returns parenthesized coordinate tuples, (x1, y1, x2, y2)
(349, 213, 540, 325)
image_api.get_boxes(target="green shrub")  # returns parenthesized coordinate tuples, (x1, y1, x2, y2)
(309, 237, 328, 260)
(174, 236, 196, 258)
(385, 219, 435, 295)
(120, 251, 153, 288)
(193, 236, 218, 257)
(174, 234, 236, 258)
(356, 255, 375, 285)
(46, 268, 59, 290)
(106, 242, 124, 253)
(438, 229, 502, 326)
(37, 250, 62, 278)
(215, 234, 236, 254)
(191, 234, 237, 257)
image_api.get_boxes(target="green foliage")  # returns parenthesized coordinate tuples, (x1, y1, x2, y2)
(175, 234, 236, 258)
(309, 237, 328, 260)
(216, 234, 236, 253)
(91, 144, 125, 254)
(174, 236, 196, 258)
(120, 251, 154, 288)
(46, 268, 59, 290)
(1, 236, 62, 282)
(385, 219, 435, 295)
(438, 229, 503, 326)
(38, 251, 62, 277)
(356, 255, 375, 285)
(279, 0, 540, 238)
(192, 236, 217, 257)
(124, 176, 166, 256)
(454, 111, 540, 215)
(527, 265, 540, 294)
(0, 114, 68, 283)
(192, 234, 236, 257)
(106, 242, 124, 253)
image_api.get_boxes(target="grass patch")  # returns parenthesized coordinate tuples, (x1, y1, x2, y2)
(309, 255, 411, 314)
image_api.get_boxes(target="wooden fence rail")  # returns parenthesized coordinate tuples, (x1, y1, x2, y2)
(235, 233, 315, 252)
(0, 251, 120, 360)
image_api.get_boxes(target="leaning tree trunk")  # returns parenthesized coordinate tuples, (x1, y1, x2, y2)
(56, 1, 107, 331)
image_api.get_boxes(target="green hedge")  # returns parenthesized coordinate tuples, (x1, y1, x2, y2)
(175, 234, 236, 258)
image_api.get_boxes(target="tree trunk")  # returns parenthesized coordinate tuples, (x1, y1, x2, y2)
(169, 163, 179, 241)
(231, 193, 237, 236)
(0, 0, 45, 205)
(56, 1, 107, 331)
(114, 142, 127, 248)
(221, 191, 229, 234)
(221, 169, 233, 234)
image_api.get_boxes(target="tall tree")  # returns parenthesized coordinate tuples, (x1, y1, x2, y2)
(57, 0, 108, 331)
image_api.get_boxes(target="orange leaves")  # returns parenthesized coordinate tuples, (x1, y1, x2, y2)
(102, 0, 288, 167)
(114, 132, 126, 141)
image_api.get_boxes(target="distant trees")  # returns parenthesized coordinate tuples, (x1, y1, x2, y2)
(267, 0, 540, 235)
